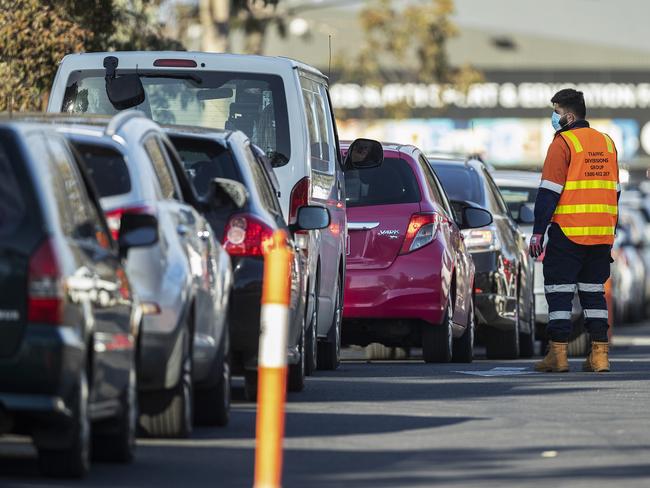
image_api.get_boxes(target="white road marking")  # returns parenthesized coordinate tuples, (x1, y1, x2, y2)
(612, 336, 650, 346)
(452, 367, 538, 377)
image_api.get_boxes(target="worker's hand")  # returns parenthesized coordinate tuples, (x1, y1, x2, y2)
(529, 233, 544, 258)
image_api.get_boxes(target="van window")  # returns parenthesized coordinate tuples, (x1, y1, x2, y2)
(0, 142, 26, 237)
(345, 157, 421, 208)
(61, 70, 291, 167)
(75, 143, 131, 198)
(301, 77, 335, 175)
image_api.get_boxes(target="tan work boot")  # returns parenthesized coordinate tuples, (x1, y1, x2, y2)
(534, 341, 569, 372)
(583, 341, 610, 372)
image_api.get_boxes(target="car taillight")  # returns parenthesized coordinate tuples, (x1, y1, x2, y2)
(400, 213, 441, 255)
(222, 214, 274, 257)
(28, 238, 63, 325)
(153, 59, 197, 68)
(462, 227, 499, 251)
(289, 177, 310, 225)
(105, 205, 156, 241)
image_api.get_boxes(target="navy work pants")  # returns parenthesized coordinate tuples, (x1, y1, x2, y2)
(543, 224, 611, 342)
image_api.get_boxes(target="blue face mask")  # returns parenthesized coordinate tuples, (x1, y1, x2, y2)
(551, 111, 564, 131)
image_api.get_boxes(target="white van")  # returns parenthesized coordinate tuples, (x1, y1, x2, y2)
(48, 52, 349, 369)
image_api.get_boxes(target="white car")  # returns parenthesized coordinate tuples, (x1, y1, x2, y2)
(48, 52, 355, 370)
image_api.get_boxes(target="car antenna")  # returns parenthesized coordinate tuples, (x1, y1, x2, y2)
(328, 34, 332, 79)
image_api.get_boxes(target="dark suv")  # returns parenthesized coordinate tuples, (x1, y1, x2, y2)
(0, 119, 156, 477)
(428, 157, 535, 359)
(164, 126, 330, 400)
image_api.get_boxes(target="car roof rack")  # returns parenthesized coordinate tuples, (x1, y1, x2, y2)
(105, 110, 147, 137)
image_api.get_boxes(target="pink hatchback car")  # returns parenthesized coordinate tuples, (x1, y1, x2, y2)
(341, 141, 492, 363)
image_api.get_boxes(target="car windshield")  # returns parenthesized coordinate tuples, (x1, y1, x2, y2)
(345, 157, 420, 207)
(498, 185, 538, 219)
(168, 136, 242, 198)
(61, 70, 291, 167)
(74, 143, 131, 198)
(430, 163, 484, 206)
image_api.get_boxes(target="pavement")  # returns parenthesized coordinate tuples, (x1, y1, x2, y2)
(1, 322, 649, 487)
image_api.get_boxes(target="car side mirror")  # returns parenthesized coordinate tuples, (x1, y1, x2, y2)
(451, 200, 493, 230)
(291, 206, 330, 232)
(343, 138, 384, 170)
(104, 56, 145, 110)
(517, 203, 535, 224)
(208, 177, 248, 209)
(118, 213, 159, 259)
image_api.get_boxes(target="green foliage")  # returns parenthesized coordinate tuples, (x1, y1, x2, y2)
(0, 0, 183, 112)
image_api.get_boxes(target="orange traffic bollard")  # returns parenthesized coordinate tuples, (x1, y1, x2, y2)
(254, 230, 293, 488)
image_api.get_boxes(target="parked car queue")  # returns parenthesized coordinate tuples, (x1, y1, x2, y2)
(2, 50, 632, 479)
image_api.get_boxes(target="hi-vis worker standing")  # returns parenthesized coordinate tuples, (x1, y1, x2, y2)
(529, 88, 619, 373)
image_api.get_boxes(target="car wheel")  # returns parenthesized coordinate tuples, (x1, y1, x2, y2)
(486, 286, 520, 360)
(518, 288, 536, 358)
(305, 276, 319, 376)
(452, 298, 474, 363)
(194, 330, 231, 427)
(139, 327, 193, 438)
(317, 275, 342, 371)
(38, 370, 91, 478)
(244, 370, 257, 402)
(288, 313, 306, 392)
(422, 298, 453, 363)
(92, 362, 137, 463)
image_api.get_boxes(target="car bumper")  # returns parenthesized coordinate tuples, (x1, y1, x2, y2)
(343, 241, 446, 326)
(0, 325, 84, 435)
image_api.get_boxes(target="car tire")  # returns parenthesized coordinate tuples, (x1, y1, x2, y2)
(423, 299, 453, 363)
(305, 275, 319, 377)
(139, 328, 193, 438)
(452, 298, 474, 363)
(194, 331, 231, 427)
(288, 314, 306, 392)
(92, 363, 137, 463)
(486, 284, 521, 360)
(244, 370, 257, 402)
(38, 370, 91, 478)
(519, 289, 536, 358)
(317, 275, 342, 371)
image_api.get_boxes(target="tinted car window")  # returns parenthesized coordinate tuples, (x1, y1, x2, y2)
(244, 145, 280, 215)
(75, 143, 131, 197)
(483, 169, 509, 216)
(62, 70, 290, 167)
(0, 142, 26, 237)
(170, 136, 242, 198)
(430, 164, 485, 206)
(345, 157, 421, 208)
(499, 185, 538, 219)
(301, 77, 336, 175)
(144, 136, 178, 200)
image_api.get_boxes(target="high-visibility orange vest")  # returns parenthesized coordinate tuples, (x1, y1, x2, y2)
(551, 127, 619, 245)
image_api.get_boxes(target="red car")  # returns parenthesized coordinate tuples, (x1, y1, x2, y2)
(341, 141, 492, 363)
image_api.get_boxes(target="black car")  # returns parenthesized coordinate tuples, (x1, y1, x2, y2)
(0, 119, 156, 477)
(428, 157, 535, 359)
(164, 126, 329, 400)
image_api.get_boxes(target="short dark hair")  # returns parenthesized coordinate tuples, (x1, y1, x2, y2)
(551, 89, 586, 119)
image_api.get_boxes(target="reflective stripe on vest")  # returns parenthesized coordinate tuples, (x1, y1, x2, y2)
(551, 128, 618, 245)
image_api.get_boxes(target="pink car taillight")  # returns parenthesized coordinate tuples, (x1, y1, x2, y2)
(399, 213, 441, 255)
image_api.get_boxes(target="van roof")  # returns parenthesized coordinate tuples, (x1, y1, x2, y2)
(58, 51, 327, 81)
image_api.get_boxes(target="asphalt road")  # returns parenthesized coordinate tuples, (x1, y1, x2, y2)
(2, 323, 650, 488)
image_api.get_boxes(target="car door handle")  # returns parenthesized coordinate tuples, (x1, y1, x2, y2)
(348, 222, 379, 230)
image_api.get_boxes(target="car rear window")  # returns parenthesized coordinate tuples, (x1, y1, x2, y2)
(0, 140, 27, 237)
(61, 70, 291, 168)
(345, 157, 420, 208)
(430, 163, 484, 206)
(498, 185, 538, 219)
(169, 136, 242, 198)
(74, 143, 131, 198)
